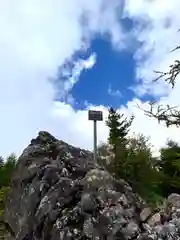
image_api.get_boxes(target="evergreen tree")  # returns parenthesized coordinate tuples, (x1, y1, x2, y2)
(0, 157, 3, 166)
(106, 107, 134, 151)
(0, 154, 17, 188)
(105, 107, 134, 175)
(125, 134, 162, 205)
(97, 133, 163, 206)
(0, 153, 17, 231)
(158, 140, 180, 196)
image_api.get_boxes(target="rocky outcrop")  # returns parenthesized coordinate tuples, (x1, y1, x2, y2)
(3, 131, 180, 239)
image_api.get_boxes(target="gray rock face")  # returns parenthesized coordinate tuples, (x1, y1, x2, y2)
(3, 132, 180, 239)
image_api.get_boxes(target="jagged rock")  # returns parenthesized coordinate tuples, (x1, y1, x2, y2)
(147, 213, 161, 227)
(3, 131, 180, 239)
(140, 208, 152, 222)
(166, 193, 180, 210)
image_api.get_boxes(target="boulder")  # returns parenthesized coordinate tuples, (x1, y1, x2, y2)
(3, 131, 180, 239)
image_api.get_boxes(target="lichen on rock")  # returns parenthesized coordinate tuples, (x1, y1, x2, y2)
(3, 131, 180, 239)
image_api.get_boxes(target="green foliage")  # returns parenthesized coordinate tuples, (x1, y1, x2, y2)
(0, 153, 17, 188)
(104, 109, 163, 206)
(0, 186, 11, 239)
(134, 30, 180, 203)
(0, 154, 17, 239)
(0, 187, 9, 217)
(121, 134, 162, 204)
(106, 107, 134, 149)
(0, 154, 17, 219)
(100, 105, 180, 206)
(97, 133, 163, 206)
(97, 142, 112, 167)
(158, 140, 180, 196)
(105, 107, 134, 175)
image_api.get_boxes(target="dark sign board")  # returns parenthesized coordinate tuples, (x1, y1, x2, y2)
(88, 110, 103, 121)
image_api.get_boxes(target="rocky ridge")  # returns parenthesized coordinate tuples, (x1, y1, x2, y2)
(3, 131, 180, 239)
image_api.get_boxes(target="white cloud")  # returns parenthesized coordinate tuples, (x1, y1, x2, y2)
(119, 0, 180, 155)
(51, 53, 97, 106)
(83, 54, 97, 69)
(52, 102, 109, 149)
(0, 0, 125, 158)
(1, 0, 180, 160)
(105, 0, 180, 158)
(124, 0, 180, 97)
(120, 99, 179, 156)
(52, 53, 97, 104)
(108, 84, 122, 98)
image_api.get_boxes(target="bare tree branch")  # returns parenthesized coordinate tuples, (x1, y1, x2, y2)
(136, 102, 180, 127)
(171, 46, 180, 52)
(153, 60, 180, 88)
(138, 30, 180, 127)
(152, 31, 180, 89)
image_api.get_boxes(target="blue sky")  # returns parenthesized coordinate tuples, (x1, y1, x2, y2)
(0, 0, 180, 157)
(72, 37, 136, 109)
(72, 17, 136, 109)
(55, 16, 156, 110)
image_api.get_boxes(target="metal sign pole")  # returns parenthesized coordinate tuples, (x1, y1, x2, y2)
(88, 110, 103, 163)
(93, 120, 97, 163)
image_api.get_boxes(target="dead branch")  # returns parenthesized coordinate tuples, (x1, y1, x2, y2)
(137, 30, 180, 127)
(153, 60, 180, 88)
(153, 30, 180, 88)
(136, 102, 180, 127)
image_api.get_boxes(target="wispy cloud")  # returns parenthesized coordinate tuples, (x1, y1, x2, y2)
(124, 0, 180, 98)
(0, 0, 125, 157)
(121, 0, 180, 154)
(108, 84, 122, 98)
(52, 53, 97, 104)
(1, 0, 180, 159)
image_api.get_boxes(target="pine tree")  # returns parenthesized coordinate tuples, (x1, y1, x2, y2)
(105, 107, 134, 175)
(0, 154, 17, 188)
(106, 107, 134, 151)
(158, 140, 180, 196)
(125, 134, 162, 205)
